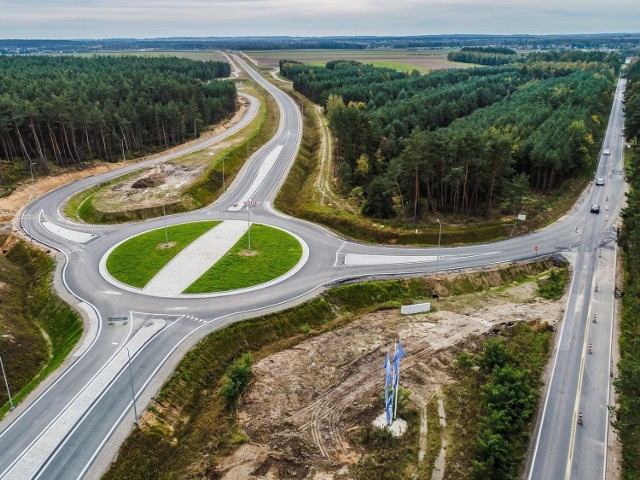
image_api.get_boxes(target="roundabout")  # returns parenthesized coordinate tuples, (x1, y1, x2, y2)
(102, 220, 307, 297)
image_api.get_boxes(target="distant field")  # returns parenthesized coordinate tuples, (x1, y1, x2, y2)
(75, 50, 226, 61)
(244, 48, 474, 73)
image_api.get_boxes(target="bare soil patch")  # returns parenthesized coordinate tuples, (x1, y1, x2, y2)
(215, 281, 563, 479)
(157, 242, 176, 250)
(239, 250, 260, 257)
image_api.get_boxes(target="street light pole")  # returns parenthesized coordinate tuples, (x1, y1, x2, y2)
(0, 354, 15, 411)
(244, 199, 256, 251)
(28, 162, 37, 243)
(125, 348, 139, 425)
(222, 156, 227, 192)
(436, 219, 442, 272)
(163, 202, 168, 244)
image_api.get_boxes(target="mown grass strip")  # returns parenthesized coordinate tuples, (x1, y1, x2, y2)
(106, 221, 219, 288)
(0, 241, 83, 417)
(184, 225, 302, 293)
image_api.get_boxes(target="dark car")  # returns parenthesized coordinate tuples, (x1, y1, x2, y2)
(591, 204, 600, 213)
(596, 178, 605, 186)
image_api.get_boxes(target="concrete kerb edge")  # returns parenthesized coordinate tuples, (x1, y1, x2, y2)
(98, 220, 310, 299)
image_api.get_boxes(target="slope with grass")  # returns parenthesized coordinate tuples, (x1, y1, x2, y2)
(0, 239, 82, 417)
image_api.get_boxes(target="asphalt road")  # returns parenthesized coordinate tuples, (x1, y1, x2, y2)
(527, 76, 626, 480)
(0, 55, 626, 479)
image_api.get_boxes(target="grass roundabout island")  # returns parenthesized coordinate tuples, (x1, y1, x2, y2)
(105, 221, 304, 294)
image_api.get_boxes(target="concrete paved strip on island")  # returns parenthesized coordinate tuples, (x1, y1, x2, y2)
(0, 319, 165, 480)
(41, 220, 96, 244)
(143, 220, 248, 296)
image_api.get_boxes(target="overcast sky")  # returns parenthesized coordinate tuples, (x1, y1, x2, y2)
(1, 0, 638, 39)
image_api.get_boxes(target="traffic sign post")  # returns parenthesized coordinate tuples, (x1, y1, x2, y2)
(534, 245, 539, 256)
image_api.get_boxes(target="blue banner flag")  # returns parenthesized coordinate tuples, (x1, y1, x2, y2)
(392, 342, 405, 420)
(384, 352, 393, 424)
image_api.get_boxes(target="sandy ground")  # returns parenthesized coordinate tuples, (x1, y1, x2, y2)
(215, 280, 564, 480)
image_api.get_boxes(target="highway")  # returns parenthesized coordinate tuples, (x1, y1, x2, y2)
(0, 54, 626, 479)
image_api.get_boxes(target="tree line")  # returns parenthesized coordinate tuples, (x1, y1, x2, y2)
(615, 58, 640, 479)
(281, 51, 619, 220)
(447, 46, 519, 66)
(0, 55, 235, 179)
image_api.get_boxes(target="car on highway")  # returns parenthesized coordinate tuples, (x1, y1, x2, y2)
(603, 148, 611, 155)
(595, 178, 605, 186)
(591, 204, 600, 213)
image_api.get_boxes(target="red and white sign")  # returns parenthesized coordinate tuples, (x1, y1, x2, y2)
(244, 198, 256, 207)
(534, 245, 539, 252)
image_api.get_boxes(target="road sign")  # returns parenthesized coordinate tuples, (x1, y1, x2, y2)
(518, 214, 527, 221)
(534, 245, 538, 252)
(244, 198, 256, 207)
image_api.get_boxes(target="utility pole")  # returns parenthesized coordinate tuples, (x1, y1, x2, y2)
(126, 348, 138, 425)
(0, 354, 15, 411)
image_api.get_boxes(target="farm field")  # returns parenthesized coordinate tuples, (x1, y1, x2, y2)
(244, 48, 474, 72)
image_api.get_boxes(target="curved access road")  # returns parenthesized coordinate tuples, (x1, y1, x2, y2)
(0, 54, 625, 480)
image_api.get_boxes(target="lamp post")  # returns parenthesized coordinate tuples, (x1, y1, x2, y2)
(163, 203, 168, 244)
(244, 198, 256, 251)
(222, 156, 227, 192)
(436, 219, 442, 273)
(163, 193, 177, 245)
(125, 348, 138, 425)
(27, 162, 37, 243)
(0, 354, 14, 411)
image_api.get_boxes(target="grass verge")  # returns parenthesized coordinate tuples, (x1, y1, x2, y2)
(184, 225, 302, 293)
(106, 221, 218, 288)
(102, 259, 555, 479)
(0, 240, 82, 417)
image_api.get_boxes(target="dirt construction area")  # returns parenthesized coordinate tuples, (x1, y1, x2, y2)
(216, 279, 565, 479)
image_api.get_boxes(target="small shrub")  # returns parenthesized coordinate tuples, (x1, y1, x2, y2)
(220, 353, 253, 407)
(536, 267, 569, 299)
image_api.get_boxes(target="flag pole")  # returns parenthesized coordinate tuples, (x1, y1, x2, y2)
(393, 341, 399, 421)
(384, 346, 389, 425)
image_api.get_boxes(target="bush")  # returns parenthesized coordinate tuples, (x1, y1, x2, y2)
(220, 353, 253, 406)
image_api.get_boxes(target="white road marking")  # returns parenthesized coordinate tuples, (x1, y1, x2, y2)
(40, 214, 97, 245)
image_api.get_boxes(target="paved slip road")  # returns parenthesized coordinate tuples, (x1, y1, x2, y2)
(0, 55, 626, 479)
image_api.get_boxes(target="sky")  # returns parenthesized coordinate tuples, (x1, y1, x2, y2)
(0, 0, 638, 39)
